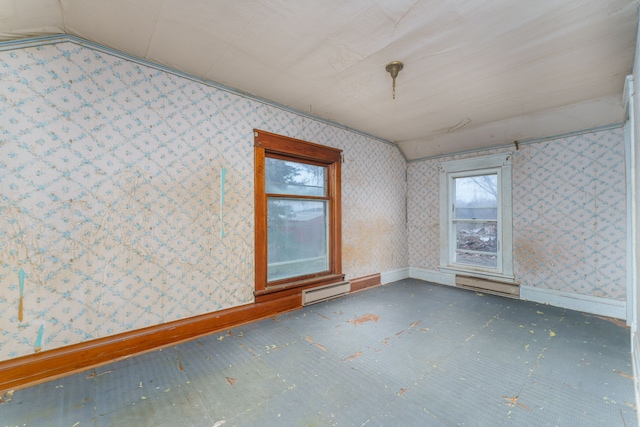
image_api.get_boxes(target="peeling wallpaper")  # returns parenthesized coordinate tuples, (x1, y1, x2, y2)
(408, 128, 627, 301)
(0, 41, 407, 360)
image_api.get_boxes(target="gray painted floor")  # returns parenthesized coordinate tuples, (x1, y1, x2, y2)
(1, 279, 636, 426)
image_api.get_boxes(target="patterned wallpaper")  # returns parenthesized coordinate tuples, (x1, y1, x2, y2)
(408, 128, 627, 301)
(0, 40, 407, 360)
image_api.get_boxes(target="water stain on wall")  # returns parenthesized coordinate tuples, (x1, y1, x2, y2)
(0, 40, 406, 361)
(408, 133, 626, 301)
(343, 216, 400, 275)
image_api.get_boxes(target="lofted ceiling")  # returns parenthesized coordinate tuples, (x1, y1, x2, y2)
(0, 0, 638, 160)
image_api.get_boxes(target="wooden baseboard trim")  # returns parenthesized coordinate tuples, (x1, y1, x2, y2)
(350, 273, 381, 292)
(0, 295, 301, 393)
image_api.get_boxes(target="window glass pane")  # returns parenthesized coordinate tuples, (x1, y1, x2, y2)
(454, 174, 497, 220)
(266, 158, 326, 196)
(267, 198, 328, 281)
(455, 221, 497, 268)
(455, 250, 498, 268)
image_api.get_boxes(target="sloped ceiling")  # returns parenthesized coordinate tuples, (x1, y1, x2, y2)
(1, 0, 638, 159)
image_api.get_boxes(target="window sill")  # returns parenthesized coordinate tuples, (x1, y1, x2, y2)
(254, 273, 345, 303)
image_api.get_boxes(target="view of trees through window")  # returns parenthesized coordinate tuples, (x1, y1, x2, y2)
(453, 174, 498, 268)
(265, 158, 329, 282)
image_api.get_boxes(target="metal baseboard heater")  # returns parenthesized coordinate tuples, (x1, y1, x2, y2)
(302, 281, 351, 306)
(456, 275, 519, 299)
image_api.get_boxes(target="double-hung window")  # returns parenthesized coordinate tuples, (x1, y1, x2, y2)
(438, 153, 514, 281)
(254, 130, 343, 302)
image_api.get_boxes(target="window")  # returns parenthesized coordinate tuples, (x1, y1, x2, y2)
(438, 152, 514, 281)
(254, 130, 343, 301)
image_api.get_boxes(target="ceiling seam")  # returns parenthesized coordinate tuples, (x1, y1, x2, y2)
(205, 12, 259, 78)
(392, 0, 421, 34)
(58, 0, 67, 33)
(142, 0, 165, 59)
(349, 0, 421, 71)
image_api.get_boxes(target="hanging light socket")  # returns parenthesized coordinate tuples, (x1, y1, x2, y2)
(385, 61, 404, 99)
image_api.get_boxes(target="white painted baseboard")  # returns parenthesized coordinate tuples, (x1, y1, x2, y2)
(381, 268, 409, 284)
(632, 332, 640, 427)
(407, 268, 627, 320)
(408, 267, 456, 286)
(520, 285, 626, 320)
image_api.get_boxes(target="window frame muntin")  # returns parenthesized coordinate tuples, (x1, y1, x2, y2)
(438, 152, 514, 282)
(254, 129, 343, 298)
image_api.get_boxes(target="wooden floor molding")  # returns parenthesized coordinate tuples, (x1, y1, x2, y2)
(0, 295, 301, 394)
(350, 273, 381, 293)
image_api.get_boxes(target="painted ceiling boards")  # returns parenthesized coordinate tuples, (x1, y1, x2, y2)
(0, 0, 638, 159)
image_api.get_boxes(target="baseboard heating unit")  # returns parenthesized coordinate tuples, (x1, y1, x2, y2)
(455, 275, 519, 299)
(302, 281, 351, 306)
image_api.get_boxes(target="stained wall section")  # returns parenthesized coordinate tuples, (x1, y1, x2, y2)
(0, 40, 407, 360)
(408, 128, 627, 300)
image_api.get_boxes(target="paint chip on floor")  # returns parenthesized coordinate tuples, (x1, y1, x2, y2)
(305, 335, 328, 352)
(503, 395, 530, 410)
(348, 313, 380, 326)
(615, 370, 633, 380)
(342, 352, 362, 362)
(86, 369, 114, 379)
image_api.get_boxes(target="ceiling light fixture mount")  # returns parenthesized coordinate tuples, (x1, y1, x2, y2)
(385, 61, 404, 99)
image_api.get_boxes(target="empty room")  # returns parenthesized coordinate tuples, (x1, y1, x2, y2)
(2, 1, 640, 426)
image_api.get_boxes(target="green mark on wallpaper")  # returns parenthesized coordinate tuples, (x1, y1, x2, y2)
(18, 269, 24, 323)
(35, 324, 44, 353)
(221, 167, 227, 238)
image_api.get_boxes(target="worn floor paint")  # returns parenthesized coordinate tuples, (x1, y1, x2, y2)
(1, 279, 635, 426)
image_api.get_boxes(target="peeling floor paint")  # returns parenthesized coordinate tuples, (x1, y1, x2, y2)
(2, 280, 635, 425)
(348, 313, 380, 326)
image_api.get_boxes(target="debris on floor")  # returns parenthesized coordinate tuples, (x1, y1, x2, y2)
(1, 280, 635, 426)
(503, 395, 530, 410)
(0, 390, 14, 404)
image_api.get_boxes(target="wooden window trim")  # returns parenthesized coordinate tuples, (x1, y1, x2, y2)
(254, 130, 343, 302)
